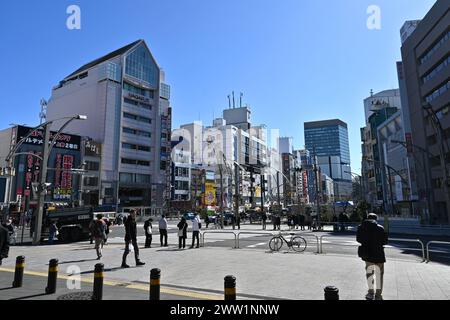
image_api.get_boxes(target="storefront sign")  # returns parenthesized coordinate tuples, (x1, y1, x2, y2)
(17, 126, 81, 151)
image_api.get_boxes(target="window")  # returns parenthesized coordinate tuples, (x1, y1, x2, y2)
(122, 127, 151, 138)
(425, 80, 450, 103)
(138, 146, 151, 152)
(124, 97, 152, 110)
(120, 173, 134, 183)
(123, 112, 152, 124)
(125, 44, 159, 87)
(85, 161, 100, 171)
(83, 177, 99, 187)
(122, 143, 135, 150)
(123, 82, 154, 98)
(121, 158, 136, 165)
(160, 161, 167, 170)
(420, 30, 450, 65)
(136, 174, 151, 184)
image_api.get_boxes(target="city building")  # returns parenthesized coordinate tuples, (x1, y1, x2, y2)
(401, 0, 450, 223)
(363, 89, 402, 123)
(321, 173, 335, 204)
(0, 125, 83, 215)
(361, 104, 399, 208)
(304, 119, 352, 201)
(46, 40, 172, 214)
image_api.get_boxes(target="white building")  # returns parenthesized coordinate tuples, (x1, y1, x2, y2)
(364, 89, 402, 123)
(46, 40, 172, 213)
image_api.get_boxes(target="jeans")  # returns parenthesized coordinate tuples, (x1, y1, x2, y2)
(159, 229, 168, 246)
(179, 236, 186, 249)
(122, 239, 140, 264)
(48, 233, 55, 245)
(191, 231, 200, 247)
(145, 234, 152, 248)
(95, 238, 104, 257)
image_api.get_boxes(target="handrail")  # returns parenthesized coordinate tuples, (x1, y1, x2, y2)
(426, 241, 450, 262)
(388, 238, 426, 262)
(319, 236, 425, 261)
(201, 231, 237, 248)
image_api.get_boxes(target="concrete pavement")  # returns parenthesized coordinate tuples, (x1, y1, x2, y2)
(1, 230, 450, 300)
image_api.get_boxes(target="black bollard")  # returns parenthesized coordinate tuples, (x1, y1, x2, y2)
(45, 259, 59, 294)
(324, 286, 339, 300)
(92, 263, 104, 300)
(150, 268, 161, 300)
(224, 275, 236, 300)
(12, 256, 25, 288)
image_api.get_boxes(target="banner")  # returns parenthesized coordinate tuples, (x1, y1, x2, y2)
(204, 182, 216, 206)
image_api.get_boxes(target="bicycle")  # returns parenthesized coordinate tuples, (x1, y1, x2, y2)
(268, 232, 307, 252)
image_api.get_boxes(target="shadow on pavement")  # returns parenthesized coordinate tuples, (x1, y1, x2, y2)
(58, 259, 99, 265)
(10, 293, 49, 300)
(0, 287, 13, 291)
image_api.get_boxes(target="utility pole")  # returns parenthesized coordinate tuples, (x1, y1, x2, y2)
(276, 171, 281, 206)
(261, 174, 265, 213)
(234, 163, 239, 229)
(314, 161, 321, 227)
(33, 124, 51, 245)
(387, 167, 395, 216)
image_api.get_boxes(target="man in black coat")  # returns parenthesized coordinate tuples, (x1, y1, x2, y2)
(357, 213, 388, 300)
(121, 210, 145, 268)
(0, 223, 10, 266)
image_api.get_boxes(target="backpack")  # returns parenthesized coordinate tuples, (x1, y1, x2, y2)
(93, 220, 105, 239)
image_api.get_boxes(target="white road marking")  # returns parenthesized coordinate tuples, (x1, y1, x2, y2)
(246, 242, 267, 248)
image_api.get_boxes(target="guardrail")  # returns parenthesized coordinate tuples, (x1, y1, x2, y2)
(236, 232, 273, 249)
(426, 241, 450, 262)
(201, 231, 237, 248)
(388, 238, 426, 262)
(319, 236, 426, 261)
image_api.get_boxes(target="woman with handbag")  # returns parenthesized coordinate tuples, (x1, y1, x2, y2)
(177, 217, 188, 249)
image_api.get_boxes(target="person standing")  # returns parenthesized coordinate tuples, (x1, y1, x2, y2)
(190, 213, 201, 249)
(159, 215, 168, 247)
(299, 214, 305, 231)
(357, 213, 388, 300)
(276, 214, 281, 231)
(0, 223, 10, 266)
(144, 218, 153, 248)
(90, 214, 106, 260)
(122, 210, 145, 268)
(104, 218, 111, 244)
(177, 217, 188, 249)
(261, 211, 267, 230)
(48, 221, 58, 245)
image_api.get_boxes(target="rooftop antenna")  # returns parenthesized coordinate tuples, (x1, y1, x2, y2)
(370, 89, 374, 97)
(228, 95, 231, 109)
(240, 92, 243, 108)
(39, 98, 48, 124)
(232, 91, 235, 109)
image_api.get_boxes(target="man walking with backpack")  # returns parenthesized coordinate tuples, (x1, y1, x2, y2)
(122, 210, 145, 268)
(90, 214, 106, 260)
(357, 213, 388, 300)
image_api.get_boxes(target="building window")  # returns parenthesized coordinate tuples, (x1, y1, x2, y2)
(136, 174, 151, 184)
(83, 177, 99, 187)
(125, 44, 158, 87)
(122, 127, 151, 138)
(119, 173, 134, 183)
(123, 112, 152, 124)
(123, 82, 154, 98)
(121, 158, 150, 167)
(420, 30, 450, 65)
(85, 161, 100, 171)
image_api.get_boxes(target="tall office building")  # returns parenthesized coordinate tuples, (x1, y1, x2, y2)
(401, 0, 450, 224)
(304, 119, 352, 200)
(47, 40, 172, 213)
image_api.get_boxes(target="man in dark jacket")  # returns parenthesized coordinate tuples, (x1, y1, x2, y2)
(357, 213, 388, 300)
(122, 210, 145, 268)
(0, 223, 10, 266)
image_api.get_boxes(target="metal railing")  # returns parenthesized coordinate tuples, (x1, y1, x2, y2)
(426, 241, 450, 262)
(319, 236, 426, 261)
(388, 238, 426, 262)
(236, 232, 274, 249)
(201, 231, 237, 248)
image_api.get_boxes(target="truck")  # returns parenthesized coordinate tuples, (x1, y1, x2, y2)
(41, 206, 94, 243)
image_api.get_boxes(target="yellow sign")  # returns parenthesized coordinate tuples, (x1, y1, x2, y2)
(204, 182, 216, 206)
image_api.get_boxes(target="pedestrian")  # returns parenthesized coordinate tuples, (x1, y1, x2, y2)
(177, 217, 188, 249)
(122, 210, 145, 268)
(273, 214, 277, 230)
(276, 215, 281, 230)
(29, 213, 36, 238)
(0, 223, 10, 266)
(299, 214, 305, 231)
(261, 211, 267, 230)
(159, 215, 168, 247)
(357, 213, 388, 301)
(190, 212, 201, 249)
(88, 218, 95, 244)
(204, 215, 210, 229)
(104, 218, 112, 244)
(90, 214, 106, 260)
(144, 218, 153, 248)
(48, 221, 58, 245)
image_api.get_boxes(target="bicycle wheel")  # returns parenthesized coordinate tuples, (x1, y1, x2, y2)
(269, 237, 283, 252)
(291, 236, 307, 252)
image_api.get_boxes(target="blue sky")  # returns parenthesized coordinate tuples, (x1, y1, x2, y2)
(0, 0, 437, 172)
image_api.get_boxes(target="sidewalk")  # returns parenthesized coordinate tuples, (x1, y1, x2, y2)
(1, 238, 450, 300)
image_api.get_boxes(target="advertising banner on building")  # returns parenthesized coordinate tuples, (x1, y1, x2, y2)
(204, 182, 216, 206)
(17, 126, 81, 151)
(53, 154, 74, 200)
